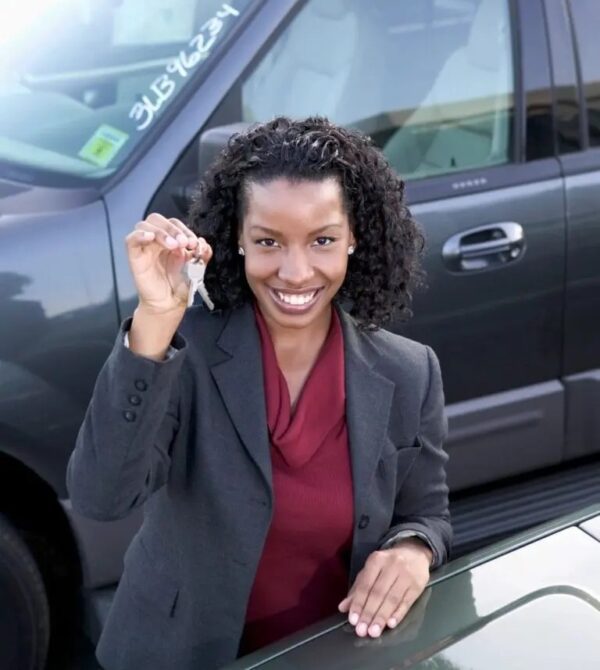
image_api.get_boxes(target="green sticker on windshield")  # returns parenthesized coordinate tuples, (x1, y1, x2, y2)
(78, 125, 129, 167)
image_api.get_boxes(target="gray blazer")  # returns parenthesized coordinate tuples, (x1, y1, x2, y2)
(66, 301, 451, 670)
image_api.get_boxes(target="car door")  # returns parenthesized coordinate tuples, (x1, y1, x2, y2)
(544, 0, 600, 463)
(182, 0, 565, 491)
(390, 0, 566, 490)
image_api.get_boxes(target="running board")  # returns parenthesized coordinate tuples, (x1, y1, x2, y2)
(450, 457, 600, 556)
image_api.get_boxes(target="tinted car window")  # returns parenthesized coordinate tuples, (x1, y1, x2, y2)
(567, 0, 600, 147)
(0, 0, 251, 182)
(242, 0, 514, 181)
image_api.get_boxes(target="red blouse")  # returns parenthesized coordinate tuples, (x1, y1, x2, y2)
(239, 303, 354, 655)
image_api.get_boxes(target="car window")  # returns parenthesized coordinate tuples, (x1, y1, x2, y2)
(567, 0, 600, 147)
(242, 0, 514, 181)
(0, 0, 252, 183)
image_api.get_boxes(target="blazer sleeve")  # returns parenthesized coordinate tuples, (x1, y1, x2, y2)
(378, 345, 452, 569)
(66, 317, 187, 521)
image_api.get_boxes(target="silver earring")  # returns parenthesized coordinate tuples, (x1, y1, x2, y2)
(238, 247, 245, 256)
(348, 245, 355, 255)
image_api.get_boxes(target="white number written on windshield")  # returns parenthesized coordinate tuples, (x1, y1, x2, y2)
(129, 2, 240, 131)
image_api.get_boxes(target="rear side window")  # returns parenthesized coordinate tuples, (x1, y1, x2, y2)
(242, 0, 515, 181)
(568, 0, 600, 147)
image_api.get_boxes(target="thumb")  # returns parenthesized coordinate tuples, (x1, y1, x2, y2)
(338, 596, 351, 612)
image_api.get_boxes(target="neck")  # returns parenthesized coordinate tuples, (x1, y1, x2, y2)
(261, 304, 333, 370)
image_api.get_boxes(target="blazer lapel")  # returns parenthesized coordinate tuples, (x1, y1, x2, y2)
(337, 306, 395, 553)
(206, 302, 395, 526)
(208, 303, 273, 500)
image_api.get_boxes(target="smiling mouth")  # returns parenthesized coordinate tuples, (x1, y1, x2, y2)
(269, 287, 323, 308)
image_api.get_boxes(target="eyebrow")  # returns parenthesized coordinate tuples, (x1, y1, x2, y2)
(248, 223, 344, 235)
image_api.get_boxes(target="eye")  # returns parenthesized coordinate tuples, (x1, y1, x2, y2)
(256, 238, 279, 248)
(314, 236, 336, 246)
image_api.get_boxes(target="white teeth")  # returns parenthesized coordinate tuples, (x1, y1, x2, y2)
(276, 291, 317, 306)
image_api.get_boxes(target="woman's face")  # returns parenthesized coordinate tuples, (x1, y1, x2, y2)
(239, 177, 355, 332)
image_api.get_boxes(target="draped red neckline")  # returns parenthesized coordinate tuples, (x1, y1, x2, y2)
(252, 301, 346, 468)
(240, 301, 354, 654)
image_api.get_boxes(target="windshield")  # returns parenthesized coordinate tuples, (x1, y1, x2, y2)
(0, 0, 251, 184)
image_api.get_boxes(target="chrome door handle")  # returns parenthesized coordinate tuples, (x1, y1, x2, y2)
(442, 222, 525, 272)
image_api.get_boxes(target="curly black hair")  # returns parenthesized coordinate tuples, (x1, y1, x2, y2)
(188, 116, 424, 330)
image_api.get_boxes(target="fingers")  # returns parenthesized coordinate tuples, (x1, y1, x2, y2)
(126, 223, 184, 262)
(145, 213, 196, 252)
(190, 234, 213, 264)
(148, 212, 194, 240)
(337, 554, 383, 632)
(338, 595, 351, 613)
(347, 560, 400, 638)
(161, 214, 213, 263)
(339, 550, 427, 639)
(363, 578, 408, 637)
(126, 213, 212, 262)
(387, 587, 420, 630)
(166, 216, 200, 252)
(163, 216, 212, 262)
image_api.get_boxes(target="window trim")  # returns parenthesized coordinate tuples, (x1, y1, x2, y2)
(405, 158, 559, 206)
(542, 0, 583, 155)
(564, 0, 589, 151)
(552, 0, 600, 175)
(518, 0, 555, 162)
(512, 0, 526, 163)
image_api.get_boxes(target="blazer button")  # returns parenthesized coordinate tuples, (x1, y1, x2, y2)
(134, 379, 148, 392)
(358, 514, 370, 529)
(128, 394, 142, 406)
(123, 410, 137, 422)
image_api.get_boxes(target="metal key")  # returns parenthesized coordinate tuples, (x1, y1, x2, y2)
(185, 258, 214, 310)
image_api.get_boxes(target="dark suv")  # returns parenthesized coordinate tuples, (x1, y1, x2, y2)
(1, 0, 599, 667)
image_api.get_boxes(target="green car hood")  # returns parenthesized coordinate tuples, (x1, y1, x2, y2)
(225, 504, 600, 670)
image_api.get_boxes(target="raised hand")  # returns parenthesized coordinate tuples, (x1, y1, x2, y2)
(125, 213, 212, 316)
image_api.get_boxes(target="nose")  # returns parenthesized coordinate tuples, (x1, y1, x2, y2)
(277, 247, 315, 286)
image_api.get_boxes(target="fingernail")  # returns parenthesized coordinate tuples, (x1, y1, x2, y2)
(369, 624, 381, 637)
(349, 612, 359, 626)
(356, 622, 367, 637)
(166, 236, 177, 247)
(388, 617, 398, 628)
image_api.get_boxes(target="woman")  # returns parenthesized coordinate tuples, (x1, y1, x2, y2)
(66, 116, 451, 670)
